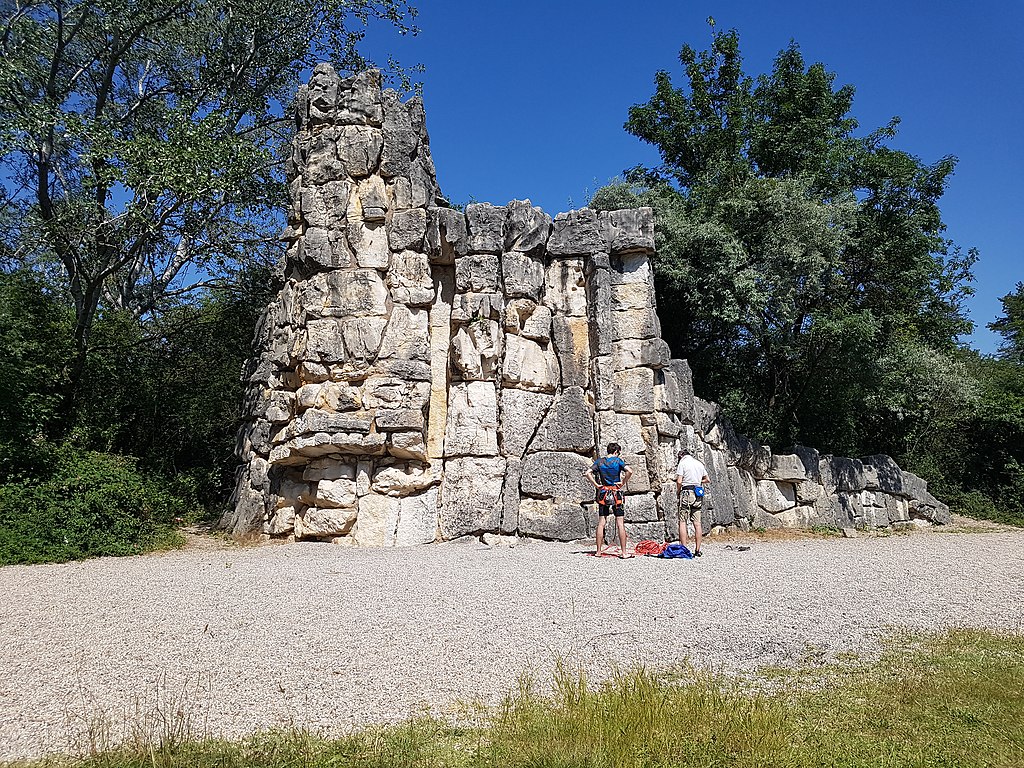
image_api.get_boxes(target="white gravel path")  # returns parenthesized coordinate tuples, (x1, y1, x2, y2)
(2, 530, 1023, 761)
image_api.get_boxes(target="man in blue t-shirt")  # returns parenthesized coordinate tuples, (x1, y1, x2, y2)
(585, 442, 633, 558)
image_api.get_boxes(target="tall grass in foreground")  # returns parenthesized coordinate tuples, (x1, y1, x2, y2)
(11, 629, 1024, 768)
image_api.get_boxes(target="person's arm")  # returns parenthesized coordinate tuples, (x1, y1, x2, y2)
(621, 464, 633, 489)
(585, 465, 599, 488)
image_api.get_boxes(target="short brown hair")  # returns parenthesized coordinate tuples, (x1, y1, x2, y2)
(607, 442, 621, 455)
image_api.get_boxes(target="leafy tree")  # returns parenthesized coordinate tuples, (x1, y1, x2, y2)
(593, 28, 975, 455)
(989, 282, 1024, 363)
(0, 0, 417, 420)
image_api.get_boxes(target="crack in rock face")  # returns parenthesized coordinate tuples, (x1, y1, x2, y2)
(224, 67, 950, 545)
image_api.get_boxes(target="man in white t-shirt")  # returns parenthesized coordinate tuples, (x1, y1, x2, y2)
(675, 448, 710, 557)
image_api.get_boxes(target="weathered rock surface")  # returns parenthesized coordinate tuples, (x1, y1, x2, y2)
(223, 67, 951, 544)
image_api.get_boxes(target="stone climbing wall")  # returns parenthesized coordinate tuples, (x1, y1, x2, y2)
(222, 67, 950, 544)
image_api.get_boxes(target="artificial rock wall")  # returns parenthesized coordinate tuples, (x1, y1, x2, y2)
(221, 67, 950, 544)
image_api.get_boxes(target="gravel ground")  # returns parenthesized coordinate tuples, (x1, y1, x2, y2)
(2, 529, 1023, 761)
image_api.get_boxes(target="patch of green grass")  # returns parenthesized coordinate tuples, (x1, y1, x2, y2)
(8, 630, 1023, 768)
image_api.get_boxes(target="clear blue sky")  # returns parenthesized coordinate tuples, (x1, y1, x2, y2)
(362, 0, 1023, 353)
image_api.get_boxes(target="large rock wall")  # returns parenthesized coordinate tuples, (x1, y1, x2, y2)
(222, 67, 950, 543)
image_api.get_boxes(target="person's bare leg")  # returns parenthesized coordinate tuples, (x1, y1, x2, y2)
(678, 507, 690, 549)
(617, 515, 629, 558)
(596, 514, 606, 555)
(693, 514, 703, 554)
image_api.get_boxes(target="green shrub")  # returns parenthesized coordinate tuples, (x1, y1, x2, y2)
(0, 447, 188, 565)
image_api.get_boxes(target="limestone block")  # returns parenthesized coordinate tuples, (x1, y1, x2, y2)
(702, 446, 735, 528)
(444, 381, 499, 456)
(336, 125, 383, 178)
(520, 451, 592, 502)
(551, 316, 591, 388)
(624, 493, 658, 522)
(380, 90, 419, 179)
(518, 498, 587, 541)
(425, 207, 469, 264)
(611, 338, 669, 371)
(612, 367, 655, 414)
(600, 208, 655, 255)
(356, 460, 372, 495)
(504, 200, 552, 253)
(620, 454, 651, 492)
(353, 492, 401, 546)
(455, 253, 500, 293)
(303, 134, 346, 183)
(795, 479, 826, 505)
(302, 316, 386, 364)
(591, 356, 615, 410)
(860, 455, 904, 493)
(264, 390, 294, 423)
(248, 457, 271, 490)
(302, 270, 388, 319)
(351, 176, 389, 224)
(286, 409, 371, 437)
(654, 412, 682, 438)
(269, 430, 386, 463)
(609, 309, 659, 341)
(658, 480, 680, 535)
(300, 179, 351, 229)
(438, 456, 506, 537)
(610, 282, 654, 312)
(361, 377, 430, 410)
(297, 506, 358, 538)
(370, 357, 432, 381)
(728, 466, 758, 523)
(336, 69, 384, 126)
(547, 208, 603, 256)
(530, 386, 595, 454)
(311, 477, 358, 509)
(500, 388, 553, 458)
(374, 409, 425, 432)
(502, 334, 558, 392)
(396, 488, 438, 546)
(303, 460, 357, 482)
(297, 361, 330, 385)
(609, 254, 653, 285)
(295, 381, 358, 413)
(765, 454, 809, 482)
(544, 257, 588, 316)
(407, 155, 436, 208)
(820, 457, 867, 492)
(757, 480, 797, 513)
(268, 504, 296, 535)
(501, 251, 545, 300)
(347, 221, 390, 268)
(389, 430, 427, 461)
(451, 320, 502, 381)
(378, 305, 430, 363)
(451, 292, 503, 323)
(909, 490, 951, 524)
(387, 250, 434, 306)
(387, 208, 427, 251)
(500, 458, 522, 533)
(503, 299, 551, 343)
(371, 463, 437, 497)
(596, 411, 646, 456)
(466, 203, 506, 254)
(306, 63, 340, 123)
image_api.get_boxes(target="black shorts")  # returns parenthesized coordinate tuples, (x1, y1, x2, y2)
(597, 487, 624, 517)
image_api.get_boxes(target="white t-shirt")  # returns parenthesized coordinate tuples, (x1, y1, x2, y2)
(675, 454, 708, 486)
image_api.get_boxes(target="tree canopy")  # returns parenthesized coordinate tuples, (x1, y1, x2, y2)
(592, 28, 976, 457)
(0, 0, 417, 418)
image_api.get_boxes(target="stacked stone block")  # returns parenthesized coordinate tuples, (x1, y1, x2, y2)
(224, 67, 950, 544)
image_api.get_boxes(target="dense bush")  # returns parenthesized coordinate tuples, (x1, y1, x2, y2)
(0, 446, 188, 565)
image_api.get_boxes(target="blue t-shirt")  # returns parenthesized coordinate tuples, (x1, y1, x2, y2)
(593, 456, 627, 486)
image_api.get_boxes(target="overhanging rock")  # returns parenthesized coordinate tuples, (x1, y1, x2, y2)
(222, 67, 949, 543)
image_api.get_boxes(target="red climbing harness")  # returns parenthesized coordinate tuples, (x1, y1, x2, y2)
(597, 484, 623, 509)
